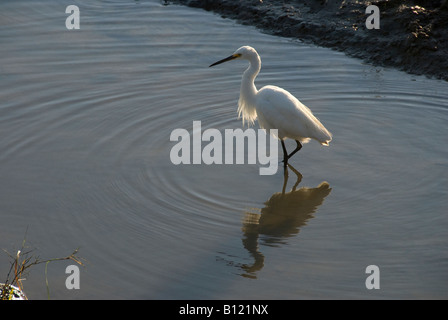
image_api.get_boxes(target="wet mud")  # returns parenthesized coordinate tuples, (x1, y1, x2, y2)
(168, 0, 448, 81)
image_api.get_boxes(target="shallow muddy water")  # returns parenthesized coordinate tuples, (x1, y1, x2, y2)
(1, 0, 447, 299)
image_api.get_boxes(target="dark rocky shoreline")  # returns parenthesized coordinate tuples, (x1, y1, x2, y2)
(168, 0, 448, 81)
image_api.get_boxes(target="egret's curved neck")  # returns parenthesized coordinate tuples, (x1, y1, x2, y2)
(241, 55, 261, 101)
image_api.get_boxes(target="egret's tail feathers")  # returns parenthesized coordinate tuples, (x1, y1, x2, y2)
(303, 110, 332, 147)
(315, 127, 332, 146)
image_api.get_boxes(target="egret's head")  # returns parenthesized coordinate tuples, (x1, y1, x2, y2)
(209, 46, 258, 67)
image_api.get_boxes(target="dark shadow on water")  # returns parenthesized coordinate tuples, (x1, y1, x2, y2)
(239, 164, 332, 279)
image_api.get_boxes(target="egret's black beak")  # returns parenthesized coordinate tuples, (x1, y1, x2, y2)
(209, 53, 241, 67)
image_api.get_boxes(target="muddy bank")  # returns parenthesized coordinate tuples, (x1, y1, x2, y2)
(168, 0, 448, 81)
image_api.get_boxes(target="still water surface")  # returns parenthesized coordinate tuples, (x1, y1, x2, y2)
(1, 0, 447, 299)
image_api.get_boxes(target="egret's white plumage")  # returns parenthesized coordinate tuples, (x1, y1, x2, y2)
(210, 46, 332, 164)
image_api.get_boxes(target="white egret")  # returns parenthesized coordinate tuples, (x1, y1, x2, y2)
(209, 46, 332, 165)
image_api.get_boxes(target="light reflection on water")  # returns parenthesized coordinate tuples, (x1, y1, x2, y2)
(0, 0, 447, 299)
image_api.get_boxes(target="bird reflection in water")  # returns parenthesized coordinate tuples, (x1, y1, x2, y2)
(240, 164, 332, 279)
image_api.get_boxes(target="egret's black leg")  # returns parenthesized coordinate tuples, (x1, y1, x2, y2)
(287, 140, 302, 160)
(280, 139, 288, 166)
